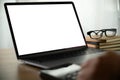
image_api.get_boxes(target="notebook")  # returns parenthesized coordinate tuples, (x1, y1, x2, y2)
(4, 1, 101, 69)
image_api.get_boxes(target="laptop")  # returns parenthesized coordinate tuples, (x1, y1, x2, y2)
(4, 1, 101, 69)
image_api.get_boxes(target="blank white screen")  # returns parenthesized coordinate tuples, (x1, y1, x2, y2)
(7, 4, 86, 55)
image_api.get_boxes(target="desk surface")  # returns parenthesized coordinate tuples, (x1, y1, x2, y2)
(0, 49, 99, 80)
(0, 49, 119, 80)
(0, 49, 41, 80)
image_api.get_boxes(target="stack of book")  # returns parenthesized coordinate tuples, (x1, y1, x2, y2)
(85, 36, 120, 51)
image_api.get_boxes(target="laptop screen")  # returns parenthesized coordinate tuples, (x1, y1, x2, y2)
(5, 2, 86, 56)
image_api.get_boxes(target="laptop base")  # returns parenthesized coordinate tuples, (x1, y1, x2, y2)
(22, 48, 103, 69)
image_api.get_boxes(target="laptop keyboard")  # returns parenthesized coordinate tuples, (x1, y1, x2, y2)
(33, 50, 85, 62)
(24, 47, 103, 65)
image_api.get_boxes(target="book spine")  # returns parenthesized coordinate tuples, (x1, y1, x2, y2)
(86, 41, 100, 45)
(102, 47, 120, 51)
(100, 41, 120, 46)
(87, 43, 99, 48)
(106, 38, 120, 42)
(99, 44, 120, 49)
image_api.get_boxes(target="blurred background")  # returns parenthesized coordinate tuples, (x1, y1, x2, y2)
(0, 0, 120, 49)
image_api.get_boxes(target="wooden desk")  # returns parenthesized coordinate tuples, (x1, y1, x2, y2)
(0, 49, 99, 80)
(1, 49, 119, 80)
(0, 49, 41, 80)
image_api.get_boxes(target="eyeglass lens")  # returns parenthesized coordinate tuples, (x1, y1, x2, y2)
(105, 30, 116, 37)
(90, 31, 102, 39)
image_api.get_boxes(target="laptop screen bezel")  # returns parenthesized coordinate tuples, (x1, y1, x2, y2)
(4, 1, 88, 59)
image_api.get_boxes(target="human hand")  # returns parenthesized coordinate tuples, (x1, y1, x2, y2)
(77, 51, 120, 80)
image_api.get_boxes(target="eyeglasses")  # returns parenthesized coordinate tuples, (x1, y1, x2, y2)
(87, 28, 117, 39)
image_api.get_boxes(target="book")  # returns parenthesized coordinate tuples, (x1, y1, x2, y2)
(100, 40, 120, 46)
(104, 36, 120, 42)
(85, 36, 120, 51)
(99, 43, 120, 49)
(87, 43, 99, 48)
(85, 36, 106, 43)
(103, 47, 120, 51)
(86, 36, 120, 42)
(86, 41, 100, 45)
(86, 36, 104, 49)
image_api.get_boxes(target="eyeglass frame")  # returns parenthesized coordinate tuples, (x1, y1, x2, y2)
(87, 28, 117, 39)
